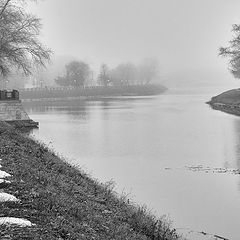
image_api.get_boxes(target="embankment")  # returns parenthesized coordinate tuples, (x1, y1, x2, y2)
(0, 100, 38, 128)
(208, 88, 240, 116)
(0, 121, 179, 239)
(19, 84, 167, 102)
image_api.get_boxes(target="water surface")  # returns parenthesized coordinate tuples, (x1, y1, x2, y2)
(26, 90, 240, 239)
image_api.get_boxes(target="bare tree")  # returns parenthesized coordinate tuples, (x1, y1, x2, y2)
(110, 63, 137, 86)
(55, 60, 90, 87)
(219, 24, 240, 78)
(0, 0, 51, 76)
(0, 0, 11, 17)
(137, 58, 159, 84)
(108, 60, 159, 86)
(98, 64, 110, 87)
(0, 0, 38, 18)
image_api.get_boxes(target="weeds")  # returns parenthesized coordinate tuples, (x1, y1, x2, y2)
(0, 121, 181, 239)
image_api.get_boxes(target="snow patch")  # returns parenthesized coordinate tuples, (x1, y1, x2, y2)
(0, 170, 11, 178)
(0, 179, 11, 184)
(0, 192, 19, 202)
(0, 217, 34, 227)
(0, 164, 2, 168)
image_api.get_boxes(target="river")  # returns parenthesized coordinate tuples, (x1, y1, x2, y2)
(24, 89, 240, 240)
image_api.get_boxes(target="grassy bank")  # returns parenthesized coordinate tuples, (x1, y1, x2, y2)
(208, 88, 240, 116)
(209, 89, 240, 105)
(0, 122, 180, 240)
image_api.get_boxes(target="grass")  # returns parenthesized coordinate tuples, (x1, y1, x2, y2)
(209, 88, 240, 105)
(0, 121, 180, 240)
(208, 88, 240, 116)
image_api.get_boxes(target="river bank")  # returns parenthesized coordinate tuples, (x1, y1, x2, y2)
(208, 88, 240, 116)
(0, 121, 179, 239)
(19, 84, 167, 102)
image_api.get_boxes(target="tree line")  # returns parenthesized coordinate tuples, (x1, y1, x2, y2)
(3, 0, 240, 89)
(0, 1, 161, 89)
(0, 0, 160, 89)
(55, 58, 160, 88)
(0, 0, 161, 89)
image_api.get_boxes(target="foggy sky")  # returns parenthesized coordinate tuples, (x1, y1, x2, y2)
(28, 0, 240, 89)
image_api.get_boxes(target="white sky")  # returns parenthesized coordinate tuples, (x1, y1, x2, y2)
(28, 0, 240, 88)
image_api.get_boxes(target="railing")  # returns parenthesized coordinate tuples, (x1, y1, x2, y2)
(20, 84, 147, 92)
(0, 90, 19, 101)
(19, 84, 166, 100)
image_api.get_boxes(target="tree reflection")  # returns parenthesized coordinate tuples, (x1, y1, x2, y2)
(232, 118, 240, 192)
(23, 99, 88, 120)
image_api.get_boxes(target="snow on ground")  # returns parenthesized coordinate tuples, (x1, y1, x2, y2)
(0, 179, 11, 184)
(0, 192, 19, 202)
(0, 159, 36, 228)
(0, 217, 34, 227)
(0, 170, 11, 178)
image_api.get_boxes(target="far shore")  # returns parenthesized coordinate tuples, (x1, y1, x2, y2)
(19, 84, 167, 102)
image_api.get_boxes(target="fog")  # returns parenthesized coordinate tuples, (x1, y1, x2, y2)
(18, 2, 240, 238)
(28, 0, 240, 90)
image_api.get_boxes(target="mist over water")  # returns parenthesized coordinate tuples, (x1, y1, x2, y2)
(25, 88, 240, 240)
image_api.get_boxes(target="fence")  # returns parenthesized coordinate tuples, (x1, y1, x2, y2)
(19, 84, 166, 100)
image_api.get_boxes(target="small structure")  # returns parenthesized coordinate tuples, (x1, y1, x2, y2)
(0, 90, 19, 101)
(0, 90, 38, 128)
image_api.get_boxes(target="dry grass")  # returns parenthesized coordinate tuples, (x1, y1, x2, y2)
(0, 121, 181, 240)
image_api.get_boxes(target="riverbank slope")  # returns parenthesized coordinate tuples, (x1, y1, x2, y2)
(208, 88, 240, 116)
(0, 121, 179, 239)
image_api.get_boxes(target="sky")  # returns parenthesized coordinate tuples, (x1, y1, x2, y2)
(28, 0, 240, 89)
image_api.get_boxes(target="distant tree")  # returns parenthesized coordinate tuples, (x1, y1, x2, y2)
(55, 60, 90, 87)
(137, 58, 159, 84)
(110, 63, 137, 86)
(0, 0, 51, 77)
(108, 60, 159, 86)
(98, 64, 110, 87)
(55, 76, 68, 86)
(66, 61, 90, 87)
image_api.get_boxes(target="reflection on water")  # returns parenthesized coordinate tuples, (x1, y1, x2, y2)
(25, 93, 240, 240)
(232, 119, 240, 194)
